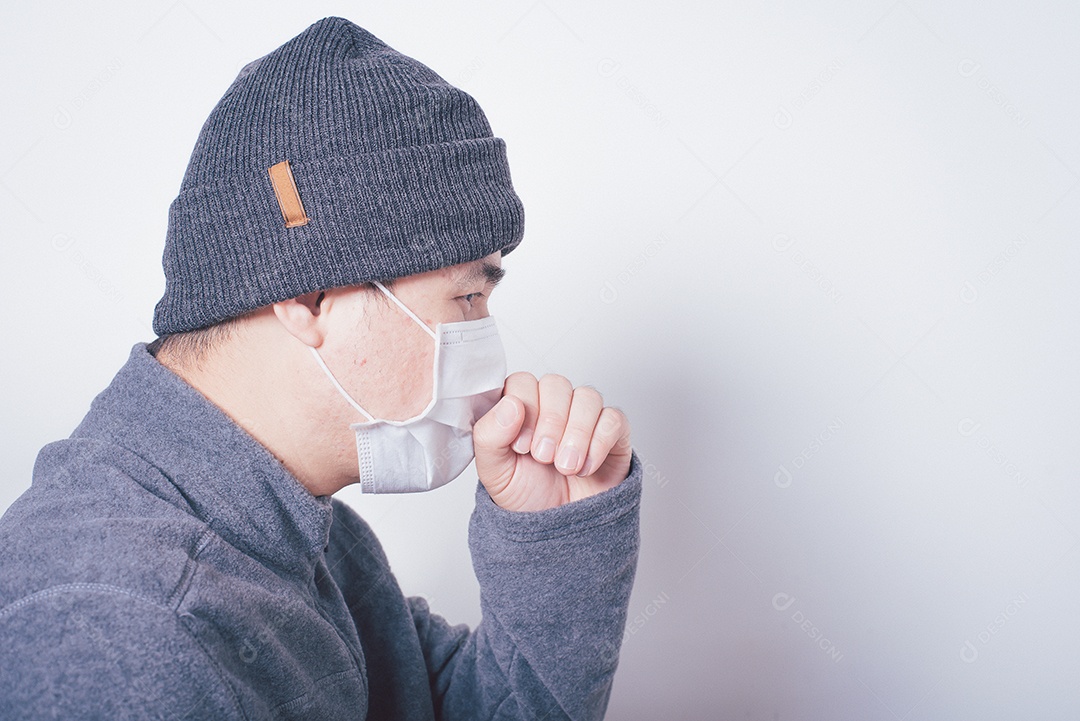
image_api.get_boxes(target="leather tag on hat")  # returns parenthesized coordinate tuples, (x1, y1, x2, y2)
(268, 160, 309, 228)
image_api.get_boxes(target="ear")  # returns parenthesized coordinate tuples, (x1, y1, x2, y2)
(272, 290, 327, 348)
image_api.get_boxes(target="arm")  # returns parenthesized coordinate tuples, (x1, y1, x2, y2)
(412, 449, 643, 721)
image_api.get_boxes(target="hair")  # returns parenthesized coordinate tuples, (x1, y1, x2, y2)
(147, 279, 397, 366)
(146, 312, 248, 367)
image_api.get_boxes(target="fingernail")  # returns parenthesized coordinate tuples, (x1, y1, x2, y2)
(495, 398, 515, 428)
(556, 447, 580, 473)
(535, 437, 556, 463)
(513, 428, 533, 454)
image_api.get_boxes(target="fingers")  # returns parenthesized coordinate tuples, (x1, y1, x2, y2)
(578, 406, 631, 476)
(553, 386, 604, 476)
(507, 372, 540, 455)
(504, 372, 624, 477)
(473, 393, 524, 455)
(529, 374, 573, 465)
(472, 391, 525, 492)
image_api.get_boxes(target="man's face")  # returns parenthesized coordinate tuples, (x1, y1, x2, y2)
(318, 251, 505, 422)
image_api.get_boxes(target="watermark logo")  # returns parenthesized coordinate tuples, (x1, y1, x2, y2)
(959, 593, 1029, 663)
(623, 591, 671, 644)
(596, 57, 670, 130)
(959, 235, 1027, 304)
(642, 457, 670, 488)
(775, 416, 845, 488)
(957, 417, 1027, 487)
(957, 58, 1030, 129)
(774, 58, 844, 130)
(239, 638, 259, 664)
(50, 233, 125, 305)
(772, 592, 843, 662)
(53, 57, 124, 130)
(459, 55, 485, 84)
(957, 59, 981, 78)
(599, 232, 671, 304)
(597, 57, 620, 78)
(772, 234, 843, 304)
(774, 465, 793, 489)
(772, 592, 796, 612)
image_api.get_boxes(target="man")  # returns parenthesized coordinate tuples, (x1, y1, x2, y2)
(0, 15, 642, 721)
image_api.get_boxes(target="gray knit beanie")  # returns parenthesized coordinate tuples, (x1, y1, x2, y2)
(152, 16, 525, 336)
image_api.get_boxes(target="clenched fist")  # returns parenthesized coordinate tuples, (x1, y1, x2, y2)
(472, 372, 633, 512)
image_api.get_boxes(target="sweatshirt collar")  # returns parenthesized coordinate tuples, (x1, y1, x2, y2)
(72, 342, 333, 580)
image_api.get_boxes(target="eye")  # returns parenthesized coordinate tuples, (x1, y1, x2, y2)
(457, 292, 486, 304)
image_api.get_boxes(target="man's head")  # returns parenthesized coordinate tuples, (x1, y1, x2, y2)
(152, 16, 522, 337)
(152, 251, 505, 495)
(148, 17, 523, 495)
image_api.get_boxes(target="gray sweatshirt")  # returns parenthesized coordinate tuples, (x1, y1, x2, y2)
(0, 343, 642, 720)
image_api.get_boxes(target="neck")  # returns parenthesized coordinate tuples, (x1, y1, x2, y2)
(154, 337, 355, 497)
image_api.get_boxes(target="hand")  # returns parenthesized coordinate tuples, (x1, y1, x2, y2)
(473, 372, 633, 512)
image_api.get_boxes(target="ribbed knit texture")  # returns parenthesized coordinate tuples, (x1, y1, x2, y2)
(153, 16, 525, 336)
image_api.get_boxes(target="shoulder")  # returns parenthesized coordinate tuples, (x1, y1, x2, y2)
(7, 436, 197, 530)
(0, 437, 211, 614)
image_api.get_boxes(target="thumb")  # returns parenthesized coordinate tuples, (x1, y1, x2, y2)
(472, 395, 523, 489)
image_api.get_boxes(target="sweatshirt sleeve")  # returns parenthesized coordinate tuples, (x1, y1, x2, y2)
(0, 586, 244, 720)
(414, 448, 643, 721)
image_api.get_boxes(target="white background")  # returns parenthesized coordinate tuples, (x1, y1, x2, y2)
(2, 1, 1078, 718)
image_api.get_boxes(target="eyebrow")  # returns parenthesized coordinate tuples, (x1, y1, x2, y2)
(463, 260, 506, 288)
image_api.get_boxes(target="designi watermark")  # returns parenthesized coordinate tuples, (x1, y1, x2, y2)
(774, 57, 844, 130)
(957, 58, 1031, 130)
(959, 235, 1027, 304)
(50, 233, 125, 306)
(772, 592, 843, 663)
(960, 593, 1029, 663)
(53, 56, 124, 130)
(600, 232, 671, 304)
(597, 57, 671, 130)
(775, 416, 845, 488)
(623, 590, 671, 645)
(957, 417, 1027, 487)
(772, 234, 843, 304)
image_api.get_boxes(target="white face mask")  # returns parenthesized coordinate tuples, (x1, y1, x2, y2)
(309, 280, 507, 493)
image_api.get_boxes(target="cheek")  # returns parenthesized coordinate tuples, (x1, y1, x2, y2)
(398, 332, 435, 394)
(357, 320, 435, 407)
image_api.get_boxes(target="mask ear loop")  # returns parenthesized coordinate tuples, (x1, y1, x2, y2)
(309, 280, 443, 425)
(371, 280, 442, 413)
(309, 346, 376, 423)
(372, 280, 437, 340)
